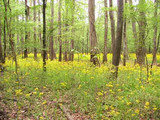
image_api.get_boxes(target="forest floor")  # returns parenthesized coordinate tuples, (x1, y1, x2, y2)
(0, 54, 160, 120)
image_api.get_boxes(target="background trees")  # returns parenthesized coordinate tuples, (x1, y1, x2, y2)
(0, 0, 159, 67)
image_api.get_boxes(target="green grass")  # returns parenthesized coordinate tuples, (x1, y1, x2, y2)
(0, 54, 160, 120)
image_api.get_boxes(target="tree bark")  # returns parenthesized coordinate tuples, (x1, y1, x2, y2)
(136, 0, 146, 65)
(63, 24, 68, 61)
(112, 0, 124, 77)
(152, 0, 158, 65)
(24, 0, 29, 58)
(58, 0, 62, 62)
(63, 1, 69, 62)
(3, 1, 7, 63)
(123, 0, 129, 66)
(0, 10, 3, 63)
(103, 0, 108, 63)
(33, 0, 37, 60)
(88, 0, 98, 62)
(43, 0, 47, 71)
(4, 0, 18, 79)
(109, 0, 116, 54)
(69, 0, 75, 61)
(49, 0, 56, 60)
(129, 0, 137, 52)
(86, 27, 89, 54)
(38, 0, 42, 57)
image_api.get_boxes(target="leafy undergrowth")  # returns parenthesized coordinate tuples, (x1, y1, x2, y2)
(0, 54, 160, 120)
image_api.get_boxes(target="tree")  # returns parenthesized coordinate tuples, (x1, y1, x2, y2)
(0, 8, 3, 63)
(16, 0, 20, 55)
(112, 0, 124, 77)
(69, 0, 75, 61)
(136, 0, 147, 65)
(63, 0, 69, 61)
(3, 19, 7, 63)
(58, 0, 62, 62)
(43, 0, 47, 71)
(24, 0, 29, 58)
(38, 0, 42, 57)
(49, 0, 56, 60)
(3, 0, 18, 79)
(152, 0, 158, 65)
(103, 0, 108, 63)
(109, 0, 116, 54)
(34, 0, 37, 60)
(123, 0, 129, 66)
(88, 0, 98, 62)
(129, 0, 137, 54)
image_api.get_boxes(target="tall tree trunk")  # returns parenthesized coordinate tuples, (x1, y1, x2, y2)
(33, 0, 37, 60)
(4, 0, 18, 79)
(16, 0, 20, 54)
(88, 0, 98, 62)
(43, 0, 47, 71)
(112, 0, 124, 78)
(109, 0, 116, 54)
(123, 0, 128, 66)
(86, 27, 89, 54)
(152, 0, 158, 65)
(103, 0, 108, 63)
(63, 24, 68, 61)
(63, 0, 69, 62)
(136, 0, 146, 65)
(129, 0, 137, 53)
(69, 0, 75, 61)
(0, 14, 3, 63)
(24, 0, 29, 58)
(38, 0, 42, 57)
(58, 0, 62, 62)
(49, 0, 56, 61)
(21, 0, 24, 58)
(3, 2, 7, 63)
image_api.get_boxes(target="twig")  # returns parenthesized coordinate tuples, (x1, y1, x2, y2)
(145, 55, 149, 81)
(59, 104, 74, 120)
(150, 33, 160, 75)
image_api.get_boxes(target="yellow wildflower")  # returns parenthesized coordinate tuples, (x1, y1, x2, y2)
(40, 116, 44, 119)
(117, 89, 121, 92)
(136, 100, 140, 103)
(78, 84, 82, 89)
(60, 82, 67, 87)
(132, 114, 135, 117)
(127, 102, 131, 106)
(97, 92, 103, 96)
(15, 89, 22, 96)
(135, 109, 140, 114)
(42, 100, 47, 105)
(35, 88, 39, 91)
(43, 86, 46, 89)
(33, 92, 37, 94)
(106, 84, 113, 88)
(145, 102, 149, 106)
(39, 92, 44, 96)
(25, 93, 30, 98)
(105, 105, 109, 110)
(153, 107, 157, 111)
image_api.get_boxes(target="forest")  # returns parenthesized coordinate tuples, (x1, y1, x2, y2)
(0, 0, 160, 119)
